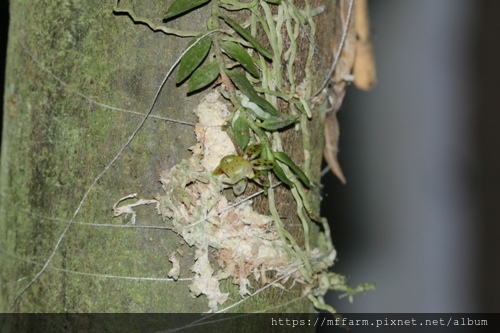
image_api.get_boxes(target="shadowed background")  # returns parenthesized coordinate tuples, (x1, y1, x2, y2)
(323, 0, 499, 313)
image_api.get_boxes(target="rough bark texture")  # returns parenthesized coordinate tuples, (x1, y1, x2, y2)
(1, 0, 336, 317)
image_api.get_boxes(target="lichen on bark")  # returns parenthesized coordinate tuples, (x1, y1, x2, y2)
(1, 0, 372, 316)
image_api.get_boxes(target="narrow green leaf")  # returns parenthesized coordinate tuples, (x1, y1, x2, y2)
(272, 163, 293, 187)
(233, 115, 250, 150)
(219, 14, 273, 60)
(226, 70, 279, 116)
(257, 114, 298, 131)
(177, 35, 212, 83)
(273, 151, 311, 187)
(220, 40, 260, 77)
(260, 145, 272, 161)
(164, 0, 211, 20)
(264, 0, 282, 4)
(187, 63, 220, 92)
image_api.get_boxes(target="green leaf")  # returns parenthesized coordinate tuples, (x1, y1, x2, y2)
(264, 0, 281, 4)
(220, 40, 260, 77)
(219, 14, 273, 60)
(233, 115, 250, 150)
(272, 163, 293, 187)
(187, 63, 220, 92)
(273, 151, 310, 187)
(177, 35, 212, 83)
(257, 114, 298, 131)
(226, 70, 279, 116)
(164, 0, 211, 20)
(260, 145, 272, 160)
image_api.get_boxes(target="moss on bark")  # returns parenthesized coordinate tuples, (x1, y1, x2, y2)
(1, 0, 335, 316)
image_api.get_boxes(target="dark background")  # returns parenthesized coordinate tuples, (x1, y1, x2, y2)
(322, 0, 500, 313)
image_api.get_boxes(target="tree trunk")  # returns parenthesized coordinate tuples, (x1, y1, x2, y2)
(1, 0, 342, 318)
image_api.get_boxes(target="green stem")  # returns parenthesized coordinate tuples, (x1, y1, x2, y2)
(212, 1, 227, 75)
(267, 178, 312, 282)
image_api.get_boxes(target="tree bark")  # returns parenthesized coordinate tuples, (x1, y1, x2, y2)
(1, 0, 337, 317)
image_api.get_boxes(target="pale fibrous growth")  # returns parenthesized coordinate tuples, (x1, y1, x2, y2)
(112, 0, 373, 312)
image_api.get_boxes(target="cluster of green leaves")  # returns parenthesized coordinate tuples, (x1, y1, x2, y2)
(165, 0, 309, 195)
